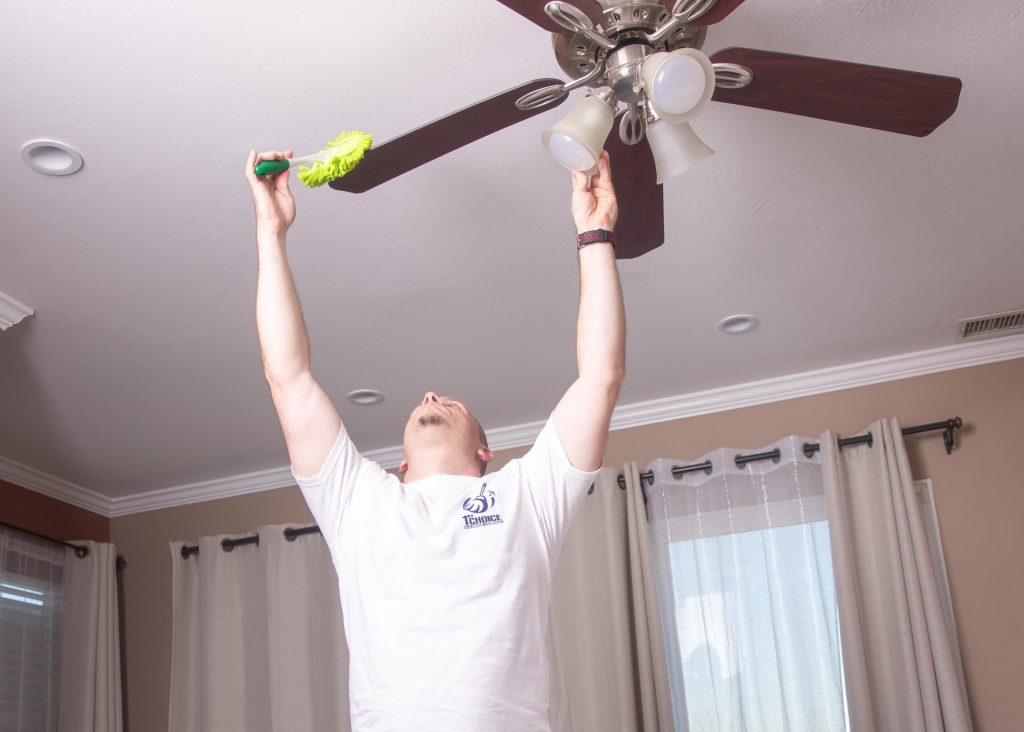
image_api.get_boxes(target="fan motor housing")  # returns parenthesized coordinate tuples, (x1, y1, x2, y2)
(552, 2, 707, 80)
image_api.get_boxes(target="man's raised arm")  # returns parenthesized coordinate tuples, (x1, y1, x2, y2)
(552, 151, 626, 471)
(246, 150, 341, 477)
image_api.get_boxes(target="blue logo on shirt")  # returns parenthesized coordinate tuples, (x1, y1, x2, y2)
(462, 484, 496, 514)
(462, 483, 503, 529)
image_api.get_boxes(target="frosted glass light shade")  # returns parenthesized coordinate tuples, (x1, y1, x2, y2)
(542, 94, 615, 172)
(646, 120, 714, 184)
(642, 49, 715, 124)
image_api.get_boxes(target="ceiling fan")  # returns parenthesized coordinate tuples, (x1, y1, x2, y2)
(330, 0, 962, 259)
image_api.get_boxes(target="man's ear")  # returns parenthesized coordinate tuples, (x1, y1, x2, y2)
(398, 458, 409, 475)
(477, 446, 493, 465)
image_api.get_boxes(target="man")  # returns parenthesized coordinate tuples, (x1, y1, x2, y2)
(245, 148, 625, 731)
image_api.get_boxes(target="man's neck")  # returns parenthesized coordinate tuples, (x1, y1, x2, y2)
(403, 456, 481, 484)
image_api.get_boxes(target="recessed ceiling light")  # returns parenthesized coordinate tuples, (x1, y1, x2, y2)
(21, 139, 84, 176)
(347, 389, 385, 406)
(718, 314, 760, 335)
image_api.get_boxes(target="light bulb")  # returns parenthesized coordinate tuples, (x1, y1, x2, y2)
(546, 132, 597, 171)
(651, 55, 707, 115)
(642, 49, 715, 124)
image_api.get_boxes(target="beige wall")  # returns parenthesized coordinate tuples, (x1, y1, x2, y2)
(111, 358, 1024, 732)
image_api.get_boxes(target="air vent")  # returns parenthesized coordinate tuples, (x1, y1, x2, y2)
(956, 308, 1024, 341)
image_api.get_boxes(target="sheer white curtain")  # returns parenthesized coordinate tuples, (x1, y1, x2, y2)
(0, 529, 64, 732)
(547, 467, 672, 731)
(58, 540, 123, 732)
(168, 524, 349, 732)
(646, 437, 848, 732)
(822, 419, 972, 731)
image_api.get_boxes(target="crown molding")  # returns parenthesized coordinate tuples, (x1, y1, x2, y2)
(0, 455, 112, 516)
(105, 466, 296, 518)
(0, 290, 34, 330)
(3, 335, 1023, 518)
(489, 333, 1024, 445)
(608, 334, 1024, 431)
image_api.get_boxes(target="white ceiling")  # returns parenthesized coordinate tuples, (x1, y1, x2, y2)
(1, 0, 1022, 501)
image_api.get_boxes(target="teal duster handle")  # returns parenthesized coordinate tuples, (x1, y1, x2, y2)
(254, 159, 290, 176)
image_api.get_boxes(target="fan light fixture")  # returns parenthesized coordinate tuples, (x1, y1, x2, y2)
(541, 49, 716, 180)
(542, 87, 617, 172)
(642, 49, 716, 124)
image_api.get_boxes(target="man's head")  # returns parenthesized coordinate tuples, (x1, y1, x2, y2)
(399, 392, 492, 480)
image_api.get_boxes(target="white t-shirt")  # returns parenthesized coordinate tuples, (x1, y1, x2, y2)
(293, 417, 599, 732)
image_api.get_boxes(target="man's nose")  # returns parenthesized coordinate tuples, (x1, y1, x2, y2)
(422, 392, 440, 405)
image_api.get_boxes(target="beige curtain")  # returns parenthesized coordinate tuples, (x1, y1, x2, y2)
(821, 418, 972, 731)
(624, 462, 674, 732)
(168, 525, 349, 732)
(58, 541, 123, 732)
(547, 466, 671, 731)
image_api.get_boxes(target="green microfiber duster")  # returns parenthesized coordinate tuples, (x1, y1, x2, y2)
(253, 131, 372, 188)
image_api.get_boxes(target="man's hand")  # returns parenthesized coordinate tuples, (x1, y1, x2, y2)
(245, 150, 297, 236)
(570, 151, 618, 234)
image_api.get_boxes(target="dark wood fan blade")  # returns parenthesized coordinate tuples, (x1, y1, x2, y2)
(710, 47, 962, 136)
(662, 0, 749, 26)
(604, 130, 664, 259)
(330, 79, 567, 194)
(494, 0, 605, 33)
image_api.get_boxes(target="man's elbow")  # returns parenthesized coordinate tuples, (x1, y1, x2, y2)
(609, 369, 625, 403)
(597, 360, 626, 385)
(610, 363, 626, 388)
(581, 368, 625, 399)
(263, 362, 311, 394)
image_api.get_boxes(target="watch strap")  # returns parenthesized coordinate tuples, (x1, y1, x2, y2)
(577, 229, 615, 249)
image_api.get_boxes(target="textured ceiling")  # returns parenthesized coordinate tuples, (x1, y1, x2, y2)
(1, 0, 1022, 499)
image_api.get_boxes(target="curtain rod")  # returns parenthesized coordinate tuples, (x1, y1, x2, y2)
(180, 417, 962, 558)
(180, 524, 321, 559)
(0, 519, 127, 570)
(616, 416, 962, 490)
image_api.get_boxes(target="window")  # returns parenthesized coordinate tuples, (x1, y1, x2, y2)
(645, 441, 849, 732)
(0, 532, 64, 732)
(667, 521, 847, 731)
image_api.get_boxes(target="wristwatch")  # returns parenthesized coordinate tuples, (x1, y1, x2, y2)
(577, 229, 615, 249)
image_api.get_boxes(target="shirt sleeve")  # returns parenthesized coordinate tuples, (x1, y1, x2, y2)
(291, 423, 391, 562)
(516, 416, 601, 549)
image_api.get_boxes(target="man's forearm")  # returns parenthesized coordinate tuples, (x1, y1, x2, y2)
(576, 243, 625, 386)
(256, 229, 311, 387)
